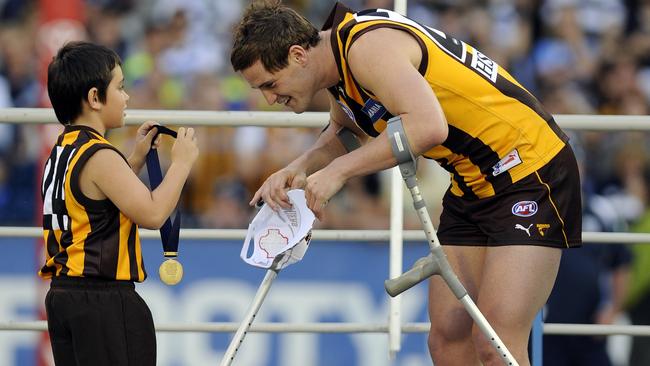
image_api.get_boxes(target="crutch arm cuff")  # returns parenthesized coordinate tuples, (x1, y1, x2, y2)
(336, 127, 361, 152)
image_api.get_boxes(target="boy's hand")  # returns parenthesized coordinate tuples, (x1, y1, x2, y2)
(171, 127, 199, 169)
(133, 121, 161, 157)
(128, 121, 161, 172)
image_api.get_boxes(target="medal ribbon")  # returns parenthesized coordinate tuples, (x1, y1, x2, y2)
(145, 125, 181, 258)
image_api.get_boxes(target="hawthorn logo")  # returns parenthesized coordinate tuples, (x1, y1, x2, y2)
(536, 224, 550, 236)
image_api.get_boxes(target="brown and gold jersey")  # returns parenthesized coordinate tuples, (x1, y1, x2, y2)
(323, 3, 569, 199)
(39, 125, 146, 281)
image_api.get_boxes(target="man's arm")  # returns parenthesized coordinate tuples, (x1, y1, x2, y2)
(325, 28, 447, 178)
(249, 94, 364, 210)
(303, 27, 449, 217)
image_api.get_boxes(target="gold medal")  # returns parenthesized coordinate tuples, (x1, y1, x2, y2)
(159, 258, 184, 285)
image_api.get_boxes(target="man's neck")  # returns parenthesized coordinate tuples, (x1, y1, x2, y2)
(316, 30, 340, 89)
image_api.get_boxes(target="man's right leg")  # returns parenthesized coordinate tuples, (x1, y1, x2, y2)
(428, 245, 486, 366)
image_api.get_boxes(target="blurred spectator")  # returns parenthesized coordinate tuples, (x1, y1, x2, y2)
(200, 177, 250, 229)
(543, 143, 632, 366)
(85, 0, 134, 59)
(626, 167, 650, 366)
(544, 192, 632, 366)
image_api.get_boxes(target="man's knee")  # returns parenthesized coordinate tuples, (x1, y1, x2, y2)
(428, 305, 473, 350)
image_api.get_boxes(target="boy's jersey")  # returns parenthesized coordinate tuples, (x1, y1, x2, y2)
(323, 3, 569, 199)
(39, 125, 146, 282)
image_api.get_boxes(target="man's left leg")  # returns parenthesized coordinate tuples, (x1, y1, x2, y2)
(473, 245, 561, 366)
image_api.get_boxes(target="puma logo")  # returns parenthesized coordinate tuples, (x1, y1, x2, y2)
(515, 223, 533, 237)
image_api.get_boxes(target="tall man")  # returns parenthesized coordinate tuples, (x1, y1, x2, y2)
(231, 2, 582, 364)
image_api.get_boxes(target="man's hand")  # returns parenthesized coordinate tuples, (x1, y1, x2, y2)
(250, 166, 307, 211)
(304, 166, 346, 220)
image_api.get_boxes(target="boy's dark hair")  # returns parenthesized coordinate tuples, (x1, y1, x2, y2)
(230, 0, 320, 73)
(47, 41, 122, 125)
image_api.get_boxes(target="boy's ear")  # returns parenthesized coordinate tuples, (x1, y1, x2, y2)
(87, 87, 102, 110)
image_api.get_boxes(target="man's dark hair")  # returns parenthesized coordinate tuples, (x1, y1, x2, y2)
(231, 0, 320, 73)
(47, 41, 122, 125)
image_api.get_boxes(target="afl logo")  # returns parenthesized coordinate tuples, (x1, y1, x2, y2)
(512, 201, 538, 217)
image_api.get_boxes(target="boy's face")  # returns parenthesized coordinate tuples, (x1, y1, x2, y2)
(101, 66, 129, 128)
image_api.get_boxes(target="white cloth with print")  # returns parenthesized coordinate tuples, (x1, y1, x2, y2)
(241, 189, 315, 270)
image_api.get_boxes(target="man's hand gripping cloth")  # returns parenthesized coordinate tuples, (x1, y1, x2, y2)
(241, 189, 315, 270)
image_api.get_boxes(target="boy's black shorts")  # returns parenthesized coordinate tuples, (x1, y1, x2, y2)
(45, 276, 156, 366)
(438, 145, 582, 248)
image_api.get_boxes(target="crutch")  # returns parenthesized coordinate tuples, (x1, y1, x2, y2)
(219, 254, 284, 366)
(383, 116, 519, 366)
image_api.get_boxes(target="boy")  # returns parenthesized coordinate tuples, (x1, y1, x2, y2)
(39, 41, 198, 365)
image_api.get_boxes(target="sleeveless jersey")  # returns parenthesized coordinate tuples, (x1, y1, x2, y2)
(39, 125, 146, 282)
(323, 3, 569, 199)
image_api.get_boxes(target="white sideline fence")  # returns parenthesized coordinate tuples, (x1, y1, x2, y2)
(1, 108, 650, 363)
(2, 321, 650, 337)
(1, 226, 650, 243)
(1, 108, 650, 130)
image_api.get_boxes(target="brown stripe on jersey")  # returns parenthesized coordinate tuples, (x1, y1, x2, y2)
(546, 117, 569, 143)
(331, 16, 357, 81)
(442, 125, 514, 194)
(127, 223, 140, 280)
(45, 230, 60, 259)
(493, 77, 554, 123)
(83, 208, 121, 278)
(56, 230, 72, 276)
(434, 156, 478, 199)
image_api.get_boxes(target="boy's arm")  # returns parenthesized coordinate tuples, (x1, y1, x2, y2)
(81, 129, 198, 229)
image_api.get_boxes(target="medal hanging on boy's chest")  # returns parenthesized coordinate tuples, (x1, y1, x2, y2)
(146, 125, 184, 285)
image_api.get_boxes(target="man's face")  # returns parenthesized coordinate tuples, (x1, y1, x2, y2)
(241, 58, 314, 113)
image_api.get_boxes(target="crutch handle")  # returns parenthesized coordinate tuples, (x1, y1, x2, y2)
(385, 255, 439, 297)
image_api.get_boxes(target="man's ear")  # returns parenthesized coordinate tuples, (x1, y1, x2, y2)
(288, 45, 307, 65)
(87, 87, 101, 110)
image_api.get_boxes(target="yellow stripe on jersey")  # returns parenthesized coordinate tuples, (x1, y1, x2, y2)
(61, 140, 98, 277)
(324, 4, 568, 199)
(117, 212, 132, 280)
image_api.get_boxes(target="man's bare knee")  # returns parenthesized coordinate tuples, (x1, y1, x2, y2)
(428, 308, 478, 366)
(429, 305, 473, 352)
